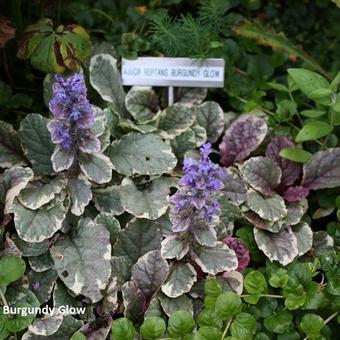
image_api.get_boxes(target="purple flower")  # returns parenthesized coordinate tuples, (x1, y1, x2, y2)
(223, 237, 250, 271)
(48, 73, 99, 153)
(169, 143, 224, 232)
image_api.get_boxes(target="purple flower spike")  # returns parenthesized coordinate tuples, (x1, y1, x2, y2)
(223, 237, 250, 271)
(169, 143, 225, 231)
(48, 73, 98, 153)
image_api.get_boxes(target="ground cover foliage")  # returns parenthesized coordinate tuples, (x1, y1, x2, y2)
(0, 0, 339, 339)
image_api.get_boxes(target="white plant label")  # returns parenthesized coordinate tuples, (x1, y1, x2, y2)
(122, 57, 225, 87)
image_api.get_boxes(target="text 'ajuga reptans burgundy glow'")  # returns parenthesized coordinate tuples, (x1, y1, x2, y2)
(170, 143, 225, 232)
(47, 73, 99, 152)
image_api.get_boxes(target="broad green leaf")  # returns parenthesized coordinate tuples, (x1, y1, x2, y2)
(0, 120, 25, 168)
(140, 317, 166, 339)
(168, 311, 195, 337)
(78, 152, 113, 184)
(92, 185, 124, 215)
(67, 176, 92, 216)
(19, 114, 54, 175)
(254, 227, 298, 266)
(12, 235, 49, 257)
(243, 270, 267, 304)
(158, 103, 196, 139)
(309, 88, 333, 105)
(230, 313, 257, 340)
(111, 318, 135, 340)
(247, 191, 287, 222)
(196, 101, 224, 143)
(300, 314, 324, 339)
(288, 68, 330, 97)
(112, 218, 162, 265)
(161, 263, 197, 298)
(295, 121, 332, 143)
(94, 213, 121, 244)
(300, 109, 327, 118)
(50, 218, 111, 302)
(120, 178, 169, 220)
(269, 269, 289, 288)
(109, 133, 177, 176)
(131, 250, 169, 297)
(89, 54, 126, 116)
(0, 256, 26, 285)
(11, 199, 66, 243)
(215, 292, 242, 319)
(28, 314, 63, 336)
(125, 86, 160, 123)
(18, 177, 66, 210)
(279, 147, 312, 163)
(196, 326, 222, 340)
(192, 242, 238, 275)
(264, 310, 293, 334)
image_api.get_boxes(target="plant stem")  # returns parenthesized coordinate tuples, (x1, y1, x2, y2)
(0, 286, 8, 306)
(241, 294, 284, 299)
(221, 318, 233, 340)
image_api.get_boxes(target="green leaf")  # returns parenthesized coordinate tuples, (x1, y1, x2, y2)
(140, 317, 166, 339)
(230, 313, 257, 340)
(279, 148, 312, 163)
(19, 114, 54, 175)
(195, 326, 223, 340)
(269, 269, 289, 288)
(78, 152, 113, 184)
(243, 270, 267, 304)
(288, 69, 330, 97)
(159, 293, 194, 317)
(264, 310, 293, 334)
(28, 253, 54, 273)
(300, 110, 327, 118)
(92, 185, 124, 215)
(67, 175, 92, 216)
(0, 256, 26, 285)
(161, 263, 197, 298)
(300, 314, 324, 338)
(89, 54, 126, 116)
(295, 121, 333, 143)
(309, 88, 334, 105)
(109, 133, 177, 176)
(50, 218, 111, 302)
(11, 199, 66, 243)
(120, 178, 169, 220)
(168, 311, 195, 337)
(111, 318, 135, 340)
(215, 292, 242, 320)
(0, 120, 25, 169)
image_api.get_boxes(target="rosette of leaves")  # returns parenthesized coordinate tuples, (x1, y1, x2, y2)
(17, 18, 91, 73)
(218, 113, 340, 265)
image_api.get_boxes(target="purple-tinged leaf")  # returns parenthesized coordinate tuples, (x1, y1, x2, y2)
(131, 250, 169, 298)
(219, 115, 267, 166)
(302, 148, 340, 190)
(266, 136, 301, 186)
(220, 169, 247, 205)
(283, 186, 310, 202)
(243, 211, 283, 233)
(222, 237, 250, 271)
(122, 281, 146, 324)
(241, 157, 282, 196)
(254, 227, 298, 266)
